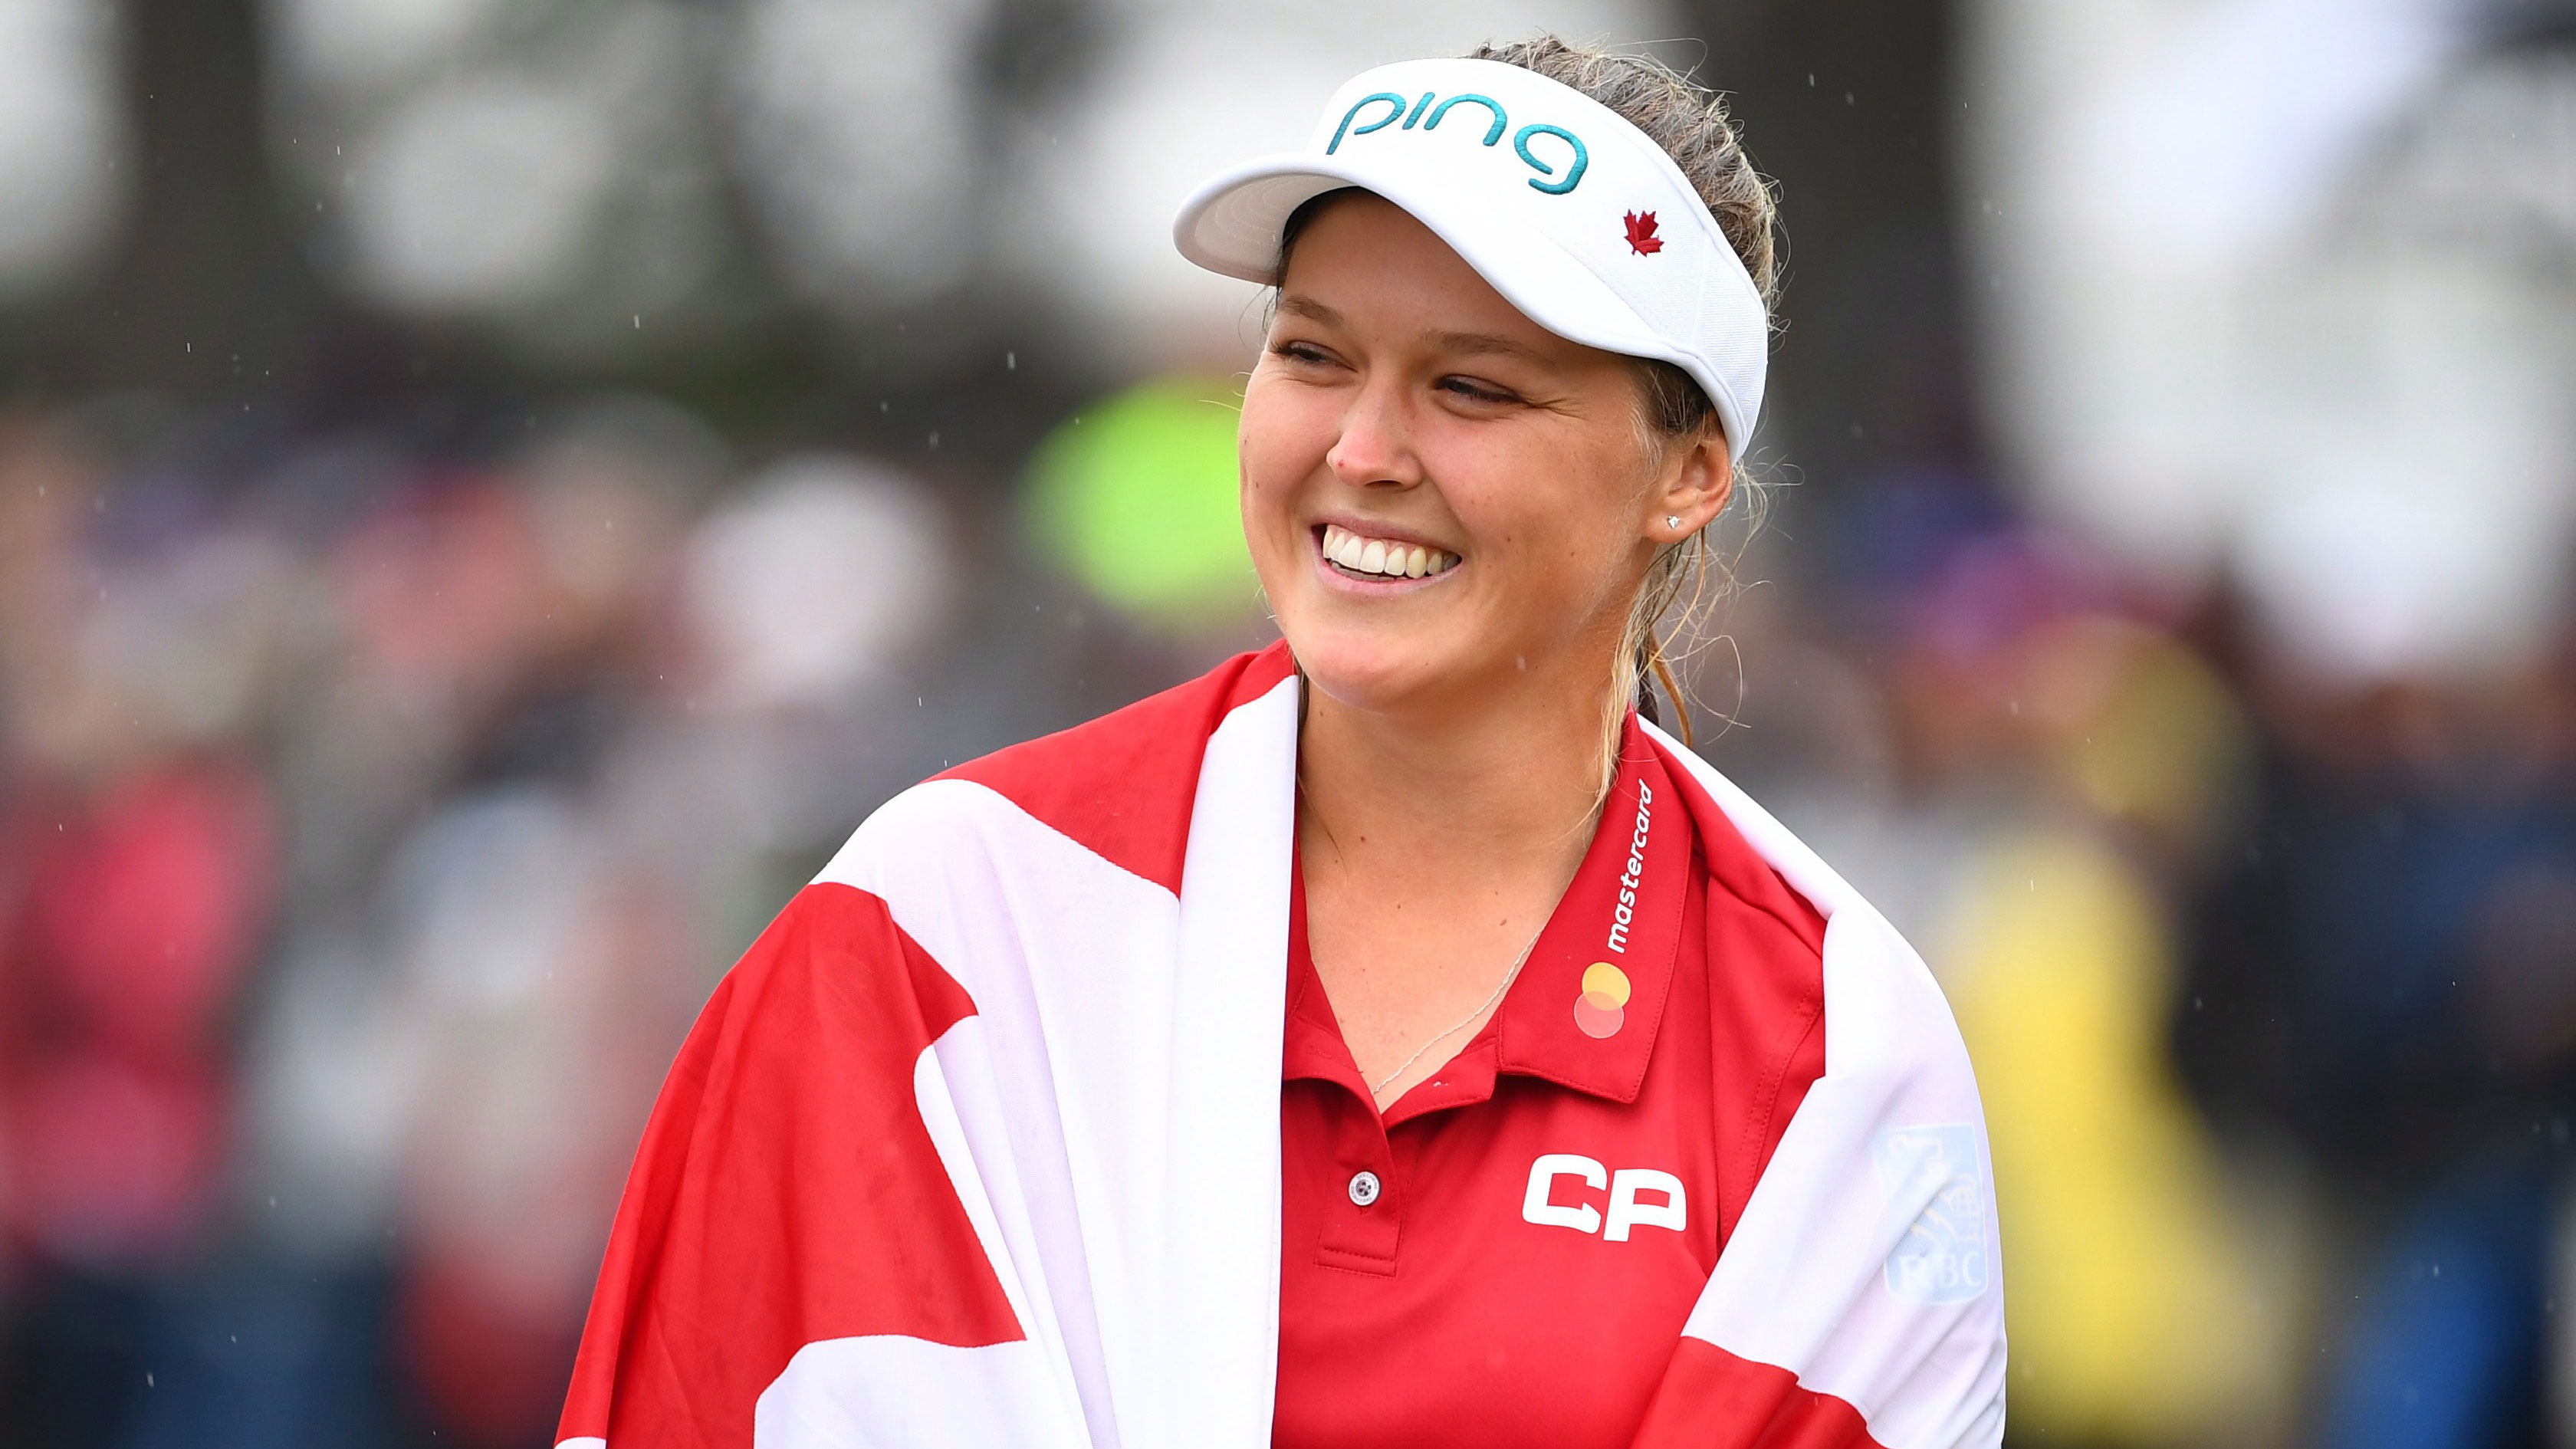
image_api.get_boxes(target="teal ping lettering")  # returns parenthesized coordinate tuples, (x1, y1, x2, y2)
(1329, 90, 1589, 197)
(1424, 93, 1508, 146)
(1513, 123, 1589, 195)
(1328, 92, 1408, 154)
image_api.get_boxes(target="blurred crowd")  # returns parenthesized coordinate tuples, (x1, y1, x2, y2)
(1709, 477, 2576, 1447)
(1, 0, 2573, 1447)
(0, 387, 1257, 1443)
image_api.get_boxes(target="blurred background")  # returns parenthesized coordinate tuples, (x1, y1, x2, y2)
(0, 0, 2571, 1444)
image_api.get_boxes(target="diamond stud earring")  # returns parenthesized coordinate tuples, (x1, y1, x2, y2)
(1664, 514, 1683, 530)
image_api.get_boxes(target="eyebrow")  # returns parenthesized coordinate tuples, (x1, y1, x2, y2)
(1274, 294, 1343, 327)
(1276, 294, 1552, 369)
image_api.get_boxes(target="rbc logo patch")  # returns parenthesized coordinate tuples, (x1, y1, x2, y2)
(1871, 1124, 1990, 1305)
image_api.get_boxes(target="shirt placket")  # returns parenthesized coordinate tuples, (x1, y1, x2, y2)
(1312, 1079, 1403, 1274)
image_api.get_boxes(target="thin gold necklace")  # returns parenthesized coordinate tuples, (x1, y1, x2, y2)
(1366, 921, 1548, 1098)
(1297, 767, 1552, 1099)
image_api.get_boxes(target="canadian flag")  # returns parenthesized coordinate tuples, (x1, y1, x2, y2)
(558, 645, 2006, 1447)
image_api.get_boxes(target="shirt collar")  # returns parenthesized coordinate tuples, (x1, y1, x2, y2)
(1488, 717, 1691, 1103)
(1282, 863, 1355, 1086)
(1281, 715, 1694, 1109)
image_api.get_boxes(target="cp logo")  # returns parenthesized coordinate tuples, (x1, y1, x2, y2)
(1521, 1154, 1687, 1242)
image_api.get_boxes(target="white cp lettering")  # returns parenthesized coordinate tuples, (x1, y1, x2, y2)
(1522, 1153, 1605, 1234)
(1520, 1155, 1687, 1242)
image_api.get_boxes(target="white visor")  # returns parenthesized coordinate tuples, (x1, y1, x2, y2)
(1172, 56, 1768, 452)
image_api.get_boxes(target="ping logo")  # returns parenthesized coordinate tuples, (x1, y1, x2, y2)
(1521, 1153, 1686, 1241)
(1326, 90, 1590, 196)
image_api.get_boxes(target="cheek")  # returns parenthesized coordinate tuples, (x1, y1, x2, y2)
(1451, 442, 1638, 595)
(1237, 380, 1331, 529)
(1451, 478, 1650, 663)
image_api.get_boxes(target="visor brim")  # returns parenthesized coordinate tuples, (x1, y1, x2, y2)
(1172, 155, 1749, 449)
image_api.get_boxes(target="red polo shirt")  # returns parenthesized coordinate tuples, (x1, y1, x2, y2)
(1272, 722, 1829, 1449)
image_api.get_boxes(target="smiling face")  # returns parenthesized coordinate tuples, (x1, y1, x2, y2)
(1240, 191, 1731, 724)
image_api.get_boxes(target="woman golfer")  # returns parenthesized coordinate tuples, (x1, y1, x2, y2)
(558, 35, 2005, 1449)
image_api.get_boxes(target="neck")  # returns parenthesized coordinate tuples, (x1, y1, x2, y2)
(1296, 648, 1620, 881)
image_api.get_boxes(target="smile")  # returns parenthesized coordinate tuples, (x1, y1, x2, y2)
(1318, 523, 1460, 582)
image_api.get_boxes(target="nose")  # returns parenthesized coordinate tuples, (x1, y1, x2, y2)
(1324, 376, 1424, 491)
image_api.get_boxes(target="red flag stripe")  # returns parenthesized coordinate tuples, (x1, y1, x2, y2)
(557, 882, 1023, 1447)
(1631, 1337, 1890, 1449)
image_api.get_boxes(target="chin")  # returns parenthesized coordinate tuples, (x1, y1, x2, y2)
(1283, 617, 1483, 717)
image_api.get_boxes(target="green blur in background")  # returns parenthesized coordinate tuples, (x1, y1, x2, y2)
(1025, 377, 1260, 634)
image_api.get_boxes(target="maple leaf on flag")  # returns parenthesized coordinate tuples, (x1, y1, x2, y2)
(1625, 211, 1664, 255)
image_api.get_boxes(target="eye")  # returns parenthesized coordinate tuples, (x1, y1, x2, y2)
(1271, 340, 1335, 366)
(1439, 375, 1520, 406)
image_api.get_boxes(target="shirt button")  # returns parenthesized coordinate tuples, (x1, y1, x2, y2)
(1347, 1170, 1383, 1208)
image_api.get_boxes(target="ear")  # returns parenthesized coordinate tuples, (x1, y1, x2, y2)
(1643, 428, 1733, 544)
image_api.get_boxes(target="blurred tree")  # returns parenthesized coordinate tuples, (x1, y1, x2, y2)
(1678, 0, 1977, 488)
(22, 0, 317, 399)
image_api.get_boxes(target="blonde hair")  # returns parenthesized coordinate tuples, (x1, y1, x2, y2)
(1465, 36, 1782, 773)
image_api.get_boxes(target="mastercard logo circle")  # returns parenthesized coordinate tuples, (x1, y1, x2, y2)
(1575, 961, 1630, 1039)
(1581, 962, 1633, 1007)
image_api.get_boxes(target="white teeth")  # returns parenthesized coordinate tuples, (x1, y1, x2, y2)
(1319, 524, 1457, 578)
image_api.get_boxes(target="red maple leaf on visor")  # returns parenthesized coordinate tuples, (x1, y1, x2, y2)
(1624, 210, 1664, 255)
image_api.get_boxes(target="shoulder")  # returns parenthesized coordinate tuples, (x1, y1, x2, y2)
(1643, 734, 2005, 1445)
(1648, 728, 1827, 1013)
(1664, 752, 1829, 964)
(830, 642, 1299, 899)
(1644, 724, 1976, 1088)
